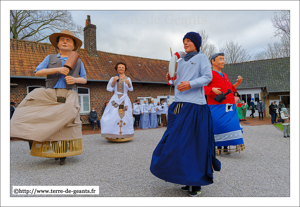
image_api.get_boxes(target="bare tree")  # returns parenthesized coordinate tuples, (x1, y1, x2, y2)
(10, 10, 83, 42)
(198, 30, 217, 60)
(264, 42, 282, 59)
(280, 35, 290, 57)
(219, 41, 251, 64)
(254, 11, 290, 60)
(253, 40, 289, 61)
(253, 51, 268, 61)
(272, 10, 290, 39)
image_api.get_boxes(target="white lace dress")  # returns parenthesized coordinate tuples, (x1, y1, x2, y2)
(101, 76, 134, 138)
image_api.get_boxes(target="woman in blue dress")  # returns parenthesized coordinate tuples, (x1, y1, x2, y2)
(150, 32, 221, 197)
(149, 98, 158, 128)
(139, 99, 150, 129)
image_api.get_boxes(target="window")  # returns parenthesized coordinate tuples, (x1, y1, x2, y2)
(78, 87, 90, 114)
(240, 94, 252, 104)
(254, 93, 259, 102)
(246, 94, 252, 105)
(241, 94, 247, 103)
(239, 93, 260, 104)
(27, 86, 42, 94)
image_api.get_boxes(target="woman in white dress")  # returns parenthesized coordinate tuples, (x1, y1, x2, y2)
(101, 62, 134, 142)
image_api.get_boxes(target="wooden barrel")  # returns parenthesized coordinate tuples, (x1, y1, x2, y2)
(216, 144, 245, 155)
(105, 136, 134, 143)
(30, 139, 82, 158)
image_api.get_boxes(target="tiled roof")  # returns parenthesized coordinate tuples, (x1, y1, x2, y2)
(222, 57, 290, 93)
(10, 39, 290, 92)
(10, 39, 169, 83)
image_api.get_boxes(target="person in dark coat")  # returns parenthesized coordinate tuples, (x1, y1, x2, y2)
(269, 102, 276, 124)
(89, 107, 100, 130)
(10, 102, 15, 119)
(273, 101, 278, 123)
(256, 100, 265, 120)
(249, 98, 255, 118)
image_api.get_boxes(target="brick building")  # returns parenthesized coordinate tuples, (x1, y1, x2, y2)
(10, 17, 172, 125)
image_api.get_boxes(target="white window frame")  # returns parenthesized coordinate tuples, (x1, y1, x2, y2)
(237, 88, 262, 117)
(77, 87, 90, 114)
(27, 85, 42, 94)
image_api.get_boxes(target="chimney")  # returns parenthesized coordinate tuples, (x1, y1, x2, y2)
(84, 15, 97, 56)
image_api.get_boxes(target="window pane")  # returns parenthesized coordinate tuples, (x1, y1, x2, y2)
(28, 86, 41, 93)
(254, 93, 259, 102)
(78, 88, 89, 94)
(247, 94, 252, 104)
(241, 94, 246, 102)
(83, 95, 89, 111)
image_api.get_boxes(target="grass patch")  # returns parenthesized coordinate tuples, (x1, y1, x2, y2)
(274, 123, 284, 130)
(274, 123, 290, 133)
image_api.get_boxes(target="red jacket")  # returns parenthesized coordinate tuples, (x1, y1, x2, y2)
(204, 70, 237, 105)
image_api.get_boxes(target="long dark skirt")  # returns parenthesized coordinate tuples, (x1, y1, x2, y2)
(150, 102, 221, 186)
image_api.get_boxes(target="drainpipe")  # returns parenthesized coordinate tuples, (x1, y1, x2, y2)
(262, 86, 269, 117)
(262, 86, 269, 105)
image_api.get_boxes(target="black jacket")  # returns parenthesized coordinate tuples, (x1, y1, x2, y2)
(10, 106, 15, 119)
(89, 111, 98, 122)
(269, 105, 276, 115)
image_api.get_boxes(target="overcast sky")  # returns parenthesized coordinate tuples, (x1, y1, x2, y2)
(70, 10, 282, 61)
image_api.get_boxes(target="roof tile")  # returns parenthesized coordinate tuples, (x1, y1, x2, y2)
(223, 58, 290, 92)
(10, 39, 169, 83)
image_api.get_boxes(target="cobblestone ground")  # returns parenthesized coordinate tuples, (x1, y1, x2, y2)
(10, 125, 290, 197)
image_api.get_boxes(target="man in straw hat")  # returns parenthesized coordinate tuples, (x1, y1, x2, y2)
(10, 30, 87, 165)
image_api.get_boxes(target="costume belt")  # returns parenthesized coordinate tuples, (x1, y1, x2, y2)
(113, 92, 128, 105)
(54, 88, 72, 103)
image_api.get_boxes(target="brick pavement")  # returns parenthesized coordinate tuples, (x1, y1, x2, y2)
(10, 124, 291, 199)
(82, 117, 273, 135)
(10, 117, 273, 138)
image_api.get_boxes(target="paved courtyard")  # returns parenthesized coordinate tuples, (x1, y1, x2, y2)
(10, 125, 290, 197)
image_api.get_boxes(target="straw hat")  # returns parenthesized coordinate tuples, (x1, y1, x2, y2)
(49, 30, 82, 51)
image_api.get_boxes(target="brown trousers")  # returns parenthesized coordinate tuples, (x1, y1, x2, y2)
(161, 114, 167, 127)
(10, 88, 82, 142)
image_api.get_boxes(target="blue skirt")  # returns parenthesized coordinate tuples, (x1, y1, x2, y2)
(139, 113, 150, 129)
(149, 113, 158, 128)
(150, 102, 221, 186)
(209, 104, 244, 147)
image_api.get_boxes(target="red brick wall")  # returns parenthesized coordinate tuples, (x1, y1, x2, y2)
(10, 78, 173, 124)
(10, 78, 45, 105)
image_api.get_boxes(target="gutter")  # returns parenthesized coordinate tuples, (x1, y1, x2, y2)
(10, 76, 46, 79)
(86, 79, 168, 85)
(10, 76, 169, 85)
